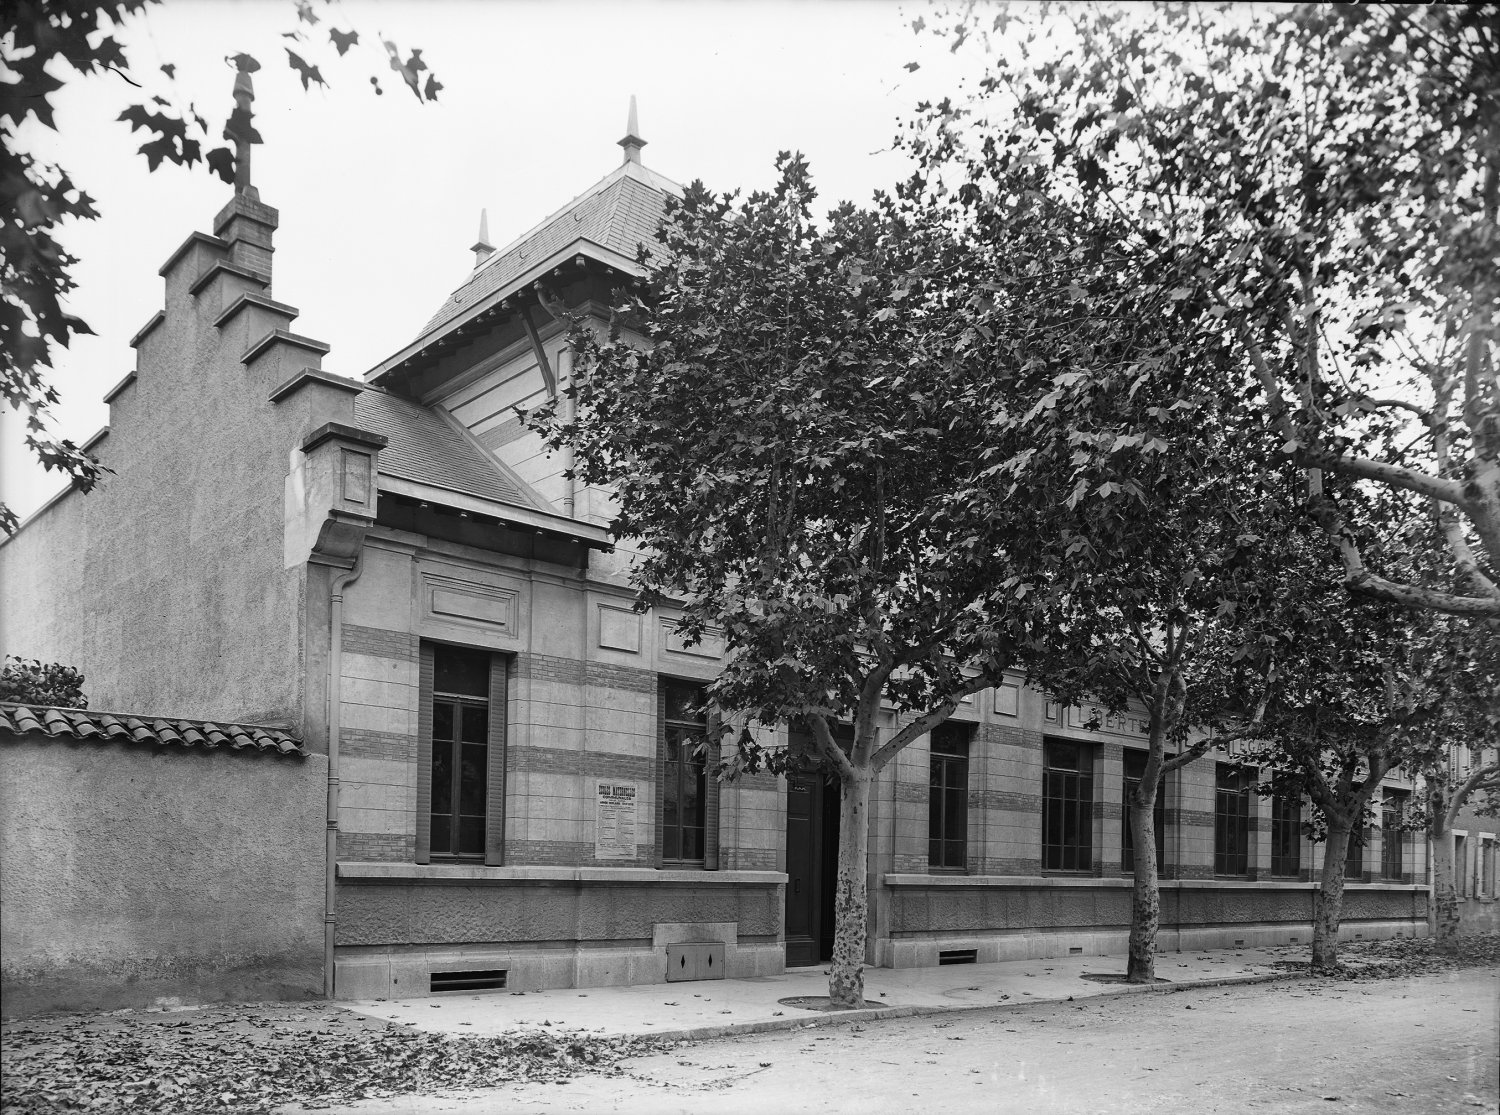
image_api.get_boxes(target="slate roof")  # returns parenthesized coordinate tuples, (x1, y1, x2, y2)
(353, 390, 544, 509)
(0, 704, 304, 756)
(418, 161, 679, 339)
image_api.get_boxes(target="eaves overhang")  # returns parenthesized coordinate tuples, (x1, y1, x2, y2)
(377, 474, 613, 550)
(366, 237, 644, 388)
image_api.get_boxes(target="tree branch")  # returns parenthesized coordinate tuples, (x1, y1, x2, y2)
(808, 713, 855, 783)
(869, 671, 996, 774)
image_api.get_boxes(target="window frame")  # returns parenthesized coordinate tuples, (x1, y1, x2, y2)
(656, 678, 719, 869)
(1121, 748, 1166, 875)
(928, 721, 971, 874)
(1381, 790, 1408, 881)
(416, 643, 507, 866)
(1269, 795, 1301, 878)
(1042, 739, 1094, 873)
(1213, 765, 1253, 877)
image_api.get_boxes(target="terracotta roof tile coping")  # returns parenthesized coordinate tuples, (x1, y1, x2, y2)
(0, 703, 304, 757)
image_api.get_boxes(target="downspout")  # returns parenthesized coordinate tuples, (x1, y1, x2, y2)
(325, 554, 364, 998)
(559, 345, 577, 519)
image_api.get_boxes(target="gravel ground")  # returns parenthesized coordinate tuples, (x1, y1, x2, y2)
(2, 934, 1494, 1115)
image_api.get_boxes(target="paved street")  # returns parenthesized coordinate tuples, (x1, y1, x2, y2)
(292, 970, 1499, 1115)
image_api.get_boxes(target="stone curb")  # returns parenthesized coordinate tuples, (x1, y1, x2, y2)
(629, 969, 1293, 1043)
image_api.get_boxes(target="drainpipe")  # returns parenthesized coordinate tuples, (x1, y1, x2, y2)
(325, 554, 364, 998)
(559, 346, 577, 518)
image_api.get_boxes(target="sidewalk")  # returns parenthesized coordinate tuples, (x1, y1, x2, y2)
(340, 945, 1305, 1043)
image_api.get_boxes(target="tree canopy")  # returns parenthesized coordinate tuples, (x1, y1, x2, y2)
(921, 2, 1500, 615)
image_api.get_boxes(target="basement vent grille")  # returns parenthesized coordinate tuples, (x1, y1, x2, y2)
(1289, 936, 1299, 943)
(1068, 947, 1083, 956)
(430, 969, 507, 993)
(938, 949, 977, 965)
(1234, 939, 1245, 947)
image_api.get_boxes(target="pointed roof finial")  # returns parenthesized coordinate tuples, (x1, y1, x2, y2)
(230, 64, 258, 200)
(618, 94, 646, 165)
(471, 208, 495, 267)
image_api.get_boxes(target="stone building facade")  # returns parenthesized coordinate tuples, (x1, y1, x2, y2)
(0, 103, 1433, 1010)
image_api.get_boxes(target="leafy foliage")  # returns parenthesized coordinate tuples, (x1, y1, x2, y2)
(0, 0, 440, 534)
(527, 140, 1309, 1000)
(0, 1003, 657, 1114)
(0, 656, 88, 707)
(922, 2, 1500, 615)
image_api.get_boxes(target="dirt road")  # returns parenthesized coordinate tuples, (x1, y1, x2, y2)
(294, 970, 1499, 1115)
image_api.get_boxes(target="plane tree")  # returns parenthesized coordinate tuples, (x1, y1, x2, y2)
(1019, 458, 1318, 984)
(1230, 509, 1455, 971)
(918, 2, 1500, 616)
(523, 151, 1238, 1007)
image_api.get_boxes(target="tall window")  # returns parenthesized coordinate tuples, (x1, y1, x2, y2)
(1381, 791, 1408, 880)
(430, 645, 490, 859)
(1345, 825, 1365, 880)
(1043, 740, 1093, 871)
(1214, 765, 1253, 876)
(1270, 796, 1301, 878)
(1121, 749, 1166, 874)
(929, 722, 970, 872)
(661, 681, 708, 863)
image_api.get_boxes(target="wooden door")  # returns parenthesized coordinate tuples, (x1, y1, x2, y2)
(784, 773, 823, 967)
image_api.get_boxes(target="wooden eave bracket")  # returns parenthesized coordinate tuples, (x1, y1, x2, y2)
(518, 301, 558, 397)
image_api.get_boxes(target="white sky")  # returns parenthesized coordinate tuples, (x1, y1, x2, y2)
(3, 0, 983, 521)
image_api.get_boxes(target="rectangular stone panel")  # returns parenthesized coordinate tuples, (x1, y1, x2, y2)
(599, 604, 642, 653)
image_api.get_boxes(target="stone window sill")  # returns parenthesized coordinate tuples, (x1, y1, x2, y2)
(338, 863, 787, 886)
(883, 874, 1429, 891)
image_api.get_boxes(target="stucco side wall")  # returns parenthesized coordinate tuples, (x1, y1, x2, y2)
(0, 734, 327, 1016)
(0, 209, 356, 730)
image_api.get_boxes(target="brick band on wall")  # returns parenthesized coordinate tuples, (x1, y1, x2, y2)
(342, 624, 419, 662)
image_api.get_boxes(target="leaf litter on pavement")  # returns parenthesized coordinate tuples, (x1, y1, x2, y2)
(1264, 932, 1500, 981)
(0, 1000, 667, 1114)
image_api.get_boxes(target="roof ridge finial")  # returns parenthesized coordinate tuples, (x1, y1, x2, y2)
(471, 208, 494, 267)
(229, 62, 259, 200)
(618, 94, 646, 165)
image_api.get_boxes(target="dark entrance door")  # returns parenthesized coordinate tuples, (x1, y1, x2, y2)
(784, 773, 840, 967)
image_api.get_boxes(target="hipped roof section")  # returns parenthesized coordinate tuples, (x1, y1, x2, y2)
(353, 389, 549, 512)
(0, 703, 304, 756)
(368, 159, 680, 386)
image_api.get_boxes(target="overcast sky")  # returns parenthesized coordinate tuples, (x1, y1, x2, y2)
(3, 0, 989, 521)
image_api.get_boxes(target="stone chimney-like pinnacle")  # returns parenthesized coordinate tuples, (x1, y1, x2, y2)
(618, 94, 646, 165)
(471, 208, 495, 268)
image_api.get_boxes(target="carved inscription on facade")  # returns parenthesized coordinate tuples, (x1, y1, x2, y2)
(1064, 703, 1150, 738)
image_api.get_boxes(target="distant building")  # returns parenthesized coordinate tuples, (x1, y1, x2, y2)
(1442, 743, 1499, 934)
(0, 94, 1436, 1014)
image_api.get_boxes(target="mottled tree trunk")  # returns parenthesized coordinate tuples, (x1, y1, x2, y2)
(1312, 822, 1351, 972)
(1126, 779, 1161, 983)
(828, 767, 872, 1009)
(1428, 815, 1461, 954)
